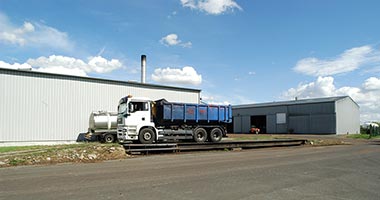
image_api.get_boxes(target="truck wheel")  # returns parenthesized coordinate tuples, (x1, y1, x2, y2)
(209, 128, 223, 143)
(194, 128, 207, 143)
(139, 128, 155, 144)
(103, 134, 115, 143)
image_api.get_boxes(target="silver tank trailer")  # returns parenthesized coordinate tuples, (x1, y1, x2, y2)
(89, 111, 118, 133)
(87, 111, 118, 143)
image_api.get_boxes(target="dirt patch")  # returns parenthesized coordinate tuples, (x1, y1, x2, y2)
(0, 143, 130, 168)
(304, 139, 349, 146)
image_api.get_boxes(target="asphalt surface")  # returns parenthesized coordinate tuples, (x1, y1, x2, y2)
(1, 141, 380, 200)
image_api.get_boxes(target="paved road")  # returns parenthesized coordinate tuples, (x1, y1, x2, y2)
(1, 142, 380, 200)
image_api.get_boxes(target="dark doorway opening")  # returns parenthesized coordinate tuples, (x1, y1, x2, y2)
(251, 115, 267, 133)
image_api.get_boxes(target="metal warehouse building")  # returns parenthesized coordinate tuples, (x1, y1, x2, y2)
(233, 96, 360, 135)
(0, 68, 200, 144)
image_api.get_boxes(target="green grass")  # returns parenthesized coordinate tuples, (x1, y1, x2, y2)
(8, 158, 27, 166)
(346, 134, 380, 139)
(0, 146, 45, 153)
(0, 143, 119, 154)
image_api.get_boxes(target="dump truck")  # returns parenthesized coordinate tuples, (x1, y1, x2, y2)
(117, 95, 232, 144)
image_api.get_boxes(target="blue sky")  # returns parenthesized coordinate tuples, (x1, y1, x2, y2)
(1, 0, 380, 122)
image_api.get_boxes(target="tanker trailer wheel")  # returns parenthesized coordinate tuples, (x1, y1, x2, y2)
(103, 134, 116, 143)
(193, 128, 207, 143)
(209, 128, 223, 143)
(139, 128, 155, 144)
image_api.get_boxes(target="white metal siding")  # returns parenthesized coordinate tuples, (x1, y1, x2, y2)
(336, 97, 360, 134)
(0, 70, 200, 142)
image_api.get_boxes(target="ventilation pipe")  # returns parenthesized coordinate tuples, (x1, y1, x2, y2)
(141, 55, 146, 84)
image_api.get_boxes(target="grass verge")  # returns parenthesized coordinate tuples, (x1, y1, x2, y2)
(346, 134, 380, 140)
(0, 143, 128, 168)
(0, 145, 47, 153)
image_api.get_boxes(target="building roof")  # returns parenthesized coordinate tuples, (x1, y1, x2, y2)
(233, 96, 357, 109)
(0, 67, 201, 93)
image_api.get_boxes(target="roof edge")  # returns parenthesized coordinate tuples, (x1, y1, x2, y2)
(0, 67, 201, 93)
(336, 96, 360, 108)
(232, 96, 352, 109)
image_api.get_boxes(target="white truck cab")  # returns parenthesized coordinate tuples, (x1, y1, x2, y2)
(117, 96, 157, 143)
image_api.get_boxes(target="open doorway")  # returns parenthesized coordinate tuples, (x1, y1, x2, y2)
(251, 115, 267, 134)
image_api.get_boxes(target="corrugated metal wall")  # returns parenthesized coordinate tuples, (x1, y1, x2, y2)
(336, 98, 360, 134)
(0, 69, 200, 142)
(233, 101, 342, 134)
(233, 115, 251, 133)
(287, 102, 336, 134)
(288, 102, 335, 115)
(288, 114, 336, 134)
(233, 106, 288, 133)
(266, 114, 276, 133)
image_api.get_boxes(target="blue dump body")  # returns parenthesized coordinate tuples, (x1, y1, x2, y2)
(154, 99, 232, 125)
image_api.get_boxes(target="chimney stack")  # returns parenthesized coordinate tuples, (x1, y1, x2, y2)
(141, 55, 146, 84)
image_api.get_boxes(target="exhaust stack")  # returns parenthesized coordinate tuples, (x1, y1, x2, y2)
(141, 55, 146, 84)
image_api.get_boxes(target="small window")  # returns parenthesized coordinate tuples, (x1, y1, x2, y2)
(129, 102, 149, 112)
(276, 113, 286, 124)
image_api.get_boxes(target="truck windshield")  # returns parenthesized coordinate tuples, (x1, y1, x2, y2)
(118, 103, 128, 114)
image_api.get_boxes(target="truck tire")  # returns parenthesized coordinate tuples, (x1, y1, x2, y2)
(139, 128, 155, 144)
(193, 128, 207, 143)
(103, 133, 116, 143)
(209, 128, 223, 143)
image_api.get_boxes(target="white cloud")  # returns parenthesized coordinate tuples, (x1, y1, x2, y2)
(180, 41, 193, 48)
(294, 45, 380, 76)
(0, 60, 32, 70)
(0, 55, 122, 77)
(0, 12, 73, 51)
(27, 55, 86, 70)
(201, 95, 230, 105)
(152, 66, 202, 85)
(363, 77, 380, 91)
(201, 92, 255, 105)
(35, 66, 88, 77)
(167, 11, 178, 19)
(161, 34, 180, 46)
(160, 33, 192, 48)
(281, 76, 380, 122)
(282, 77, 337, 98)
(27, 55, 122, 75)
(181, 0, 242, 15)
(86, 56, 123, 73)
(181, 0, 198, 9)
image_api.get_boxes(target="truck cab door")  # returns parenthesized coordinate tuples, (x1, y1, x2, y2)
(126, 101, 151, 125)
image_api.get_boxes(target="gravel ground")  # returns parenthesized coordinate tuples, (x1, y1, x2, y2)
(1, 142, 380, 200)
(1, 134, 376, 168)
(226, 133, 370, 145)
